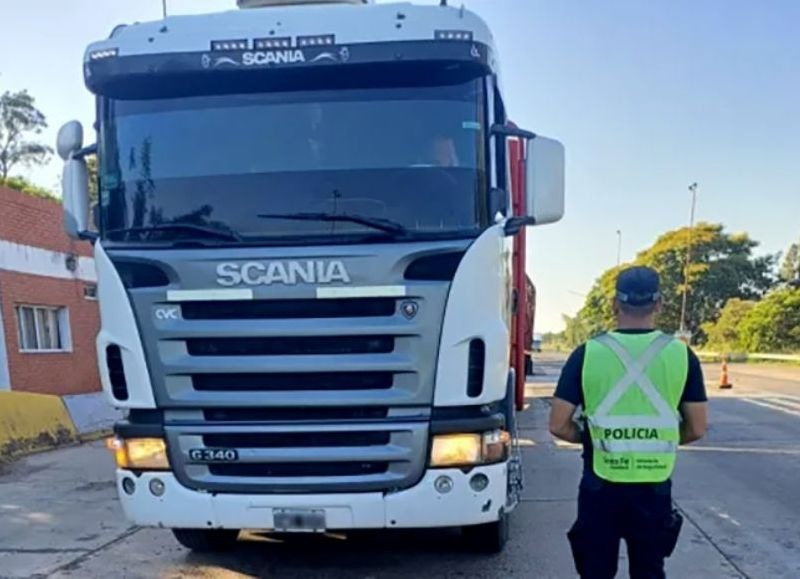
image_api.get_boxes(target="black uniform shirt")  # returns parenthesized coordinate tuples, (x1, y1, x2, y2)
(554, 329, 707, 483)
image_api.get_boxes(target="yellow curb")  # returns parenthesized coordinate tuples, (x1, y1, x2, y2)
(0, 391, 78, 462)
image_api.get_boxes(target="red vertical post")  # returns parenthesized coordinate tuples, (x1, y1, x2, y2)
(508, 134, 528, 411)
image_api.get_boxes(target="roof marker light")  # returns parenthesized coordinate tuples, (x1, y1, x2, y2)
(435, 30, 473, 41)
(254, 37, 292, 49)
(89, 48, 119, 61)
(297, 35, 336, 47)
(211, 39, 249, 51)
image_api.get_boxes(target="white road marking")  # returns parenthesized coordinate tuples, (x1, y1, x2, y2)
(682, 445, 800, 455)
(742, 396, 800, 418)
(763, 396, 800, 411)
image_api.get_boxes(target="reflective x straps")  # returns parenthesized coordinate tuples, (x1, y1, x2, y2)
(589, 333, 678, 430)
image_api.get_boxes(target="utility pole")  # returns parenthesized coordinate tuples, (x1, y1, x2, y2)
(679, 182, 698, 336)
(616, 229, 622, 267)
(162, 0, 168, 18)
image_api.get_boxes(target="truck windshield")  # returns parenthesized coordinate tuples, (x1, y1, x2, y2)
(99, 79, 488, 245)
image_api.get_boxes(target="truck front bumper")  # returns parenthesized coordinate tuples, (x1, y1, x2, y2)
(117, 462, 509, 530)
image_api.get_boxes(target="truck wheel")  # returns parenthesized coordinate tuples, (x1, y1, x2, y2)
(462, 510, 509, 554)
(172, 529, 240, 552)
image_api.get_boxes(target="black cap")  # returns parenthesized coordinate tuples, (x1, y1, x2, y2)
(616, 266, 661, 306)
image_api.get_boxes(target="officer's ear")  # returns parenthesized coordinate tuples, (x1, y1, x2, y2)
(612, 299, 621, 316)
(653, 298, 663, 314)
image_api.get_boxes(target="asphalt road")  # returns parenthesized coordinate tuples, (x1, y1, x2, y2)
(1, 358, 799, 578)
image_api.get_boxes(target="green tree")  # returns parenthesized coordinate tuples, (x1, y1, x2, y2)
(573, 223, 775, 343)
(738, 288, 800, 352)
(561, 313, 592, 349)
(0, 90, 52, 179)
(701, 298, 756, 353)
(0, 175, 57, 200)
(86, 154, 99, 205)
(779, 241, 799, 283)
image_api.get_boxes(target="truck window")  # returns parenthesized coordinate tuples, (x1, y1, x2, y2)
(99, 79, 489, 245)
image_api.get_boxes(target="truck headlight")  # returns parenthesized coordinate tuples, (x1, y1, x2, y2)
(107, 437, 170, 470)
(429, 430, 511, 467)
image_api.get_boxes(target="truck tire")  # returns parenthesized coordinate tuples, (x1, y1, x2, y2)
(172, 529, 240, 552)
(462, 510, 509, 554)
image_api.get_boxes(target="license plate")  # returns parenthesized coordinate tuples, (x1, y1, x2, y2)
(188, 448, 239, 462)
(273, 509, 327, 533)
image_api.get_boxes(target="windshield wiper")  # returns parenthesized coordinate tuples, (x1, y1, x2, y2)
(257, 212, 408, 235)
(105, 223, 243, 242)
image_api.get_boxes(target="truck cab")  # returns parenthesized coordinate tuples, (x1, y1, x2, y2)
(57, 0, 564, 553)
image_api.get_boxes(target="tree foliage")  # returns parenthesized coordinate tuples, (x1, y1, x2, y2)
(563, 223, 775, 347)
(86, 154, 98, 205)
(0, 175, 57, 201)
(0, 90, 53, 180)
(780, 241, 800, 283)
(561, 313, 592, 349)
(738, 288, 800, 353)
(700, 298, 756, 353)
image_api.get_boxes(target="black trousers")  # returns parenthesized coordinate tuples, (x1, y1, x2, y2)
(567, 477, 678, 579)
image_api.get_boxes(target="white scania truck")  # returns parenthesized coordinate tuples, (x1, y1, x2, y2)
(57, 0, 564, 553)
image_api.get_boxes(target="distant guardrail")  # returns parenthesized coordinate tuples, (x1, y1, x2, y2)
(696, 351, 800, 363)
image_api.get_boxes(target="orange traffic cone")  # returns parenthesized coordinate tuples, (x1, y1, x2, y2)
(719, 357, 733, 389)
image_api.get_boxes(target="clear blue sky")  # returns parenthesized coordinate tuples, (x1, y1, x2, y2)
(2, 0, 798, 332)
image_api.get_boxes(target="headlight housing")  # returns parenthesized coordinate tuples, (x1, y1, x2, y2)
(107, 437, 170, 470)
(429, 430, 511, 468)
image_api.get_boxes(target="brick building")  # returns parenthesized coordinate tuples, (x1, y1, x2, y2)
(0, 185, 101, 395)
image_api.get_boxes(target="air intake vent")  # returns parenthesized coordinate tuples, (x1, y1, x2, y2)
(203, 431, 390, 449)
(112, 261, 169, 289)
(182, 298, 395, 320)
(404, 252, 465, 281)
(106, 345, 129, 401)
(192, 372, 393, 392)
(208, 462, 388, 478)
(467, 339, 485, 398)
(186, 336, 394, 357)
(203, 407, 389, 422)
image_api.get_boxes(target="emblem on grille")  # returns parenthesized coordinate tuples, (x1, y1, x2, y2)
(216, 260, 351, 286)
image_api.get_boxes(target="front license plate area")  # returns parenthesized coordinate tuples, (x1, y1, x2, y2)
(273, 509, 327, 533)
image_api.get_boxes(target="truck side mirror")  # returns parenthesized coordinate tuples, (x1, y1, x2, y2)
(491, 125, 565, 235)
(525, 136, 565, 226)
(57, 121, 92, 240)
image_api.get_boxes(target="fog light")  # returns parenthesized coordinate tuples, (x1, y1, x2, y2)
(149, 478, 166, 497)
(434, 475, 454, 494)
(106, 436, 170, 470)
(122, 477, 136, 495)
(469, 473, 490, 492)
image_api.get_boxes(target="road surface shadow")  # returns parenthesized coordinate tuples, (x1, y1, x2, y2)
(184, 528, 500, 578)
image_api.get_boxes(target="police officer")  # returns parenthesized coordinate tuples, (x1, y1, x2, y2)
(549, 266, 708, 579)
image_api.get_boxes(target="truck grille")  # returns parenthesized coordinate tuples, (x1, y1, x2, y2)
(202, 407, 390, 422)
(166, 421, 428, 494)
(186, 336, 394, 357)
(135, 273, 450, 493)
(181, 298, 396, 320)
(208, 463, 389, 478)
(203, 431, 391, 448)
(192, 372, 394, 392)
